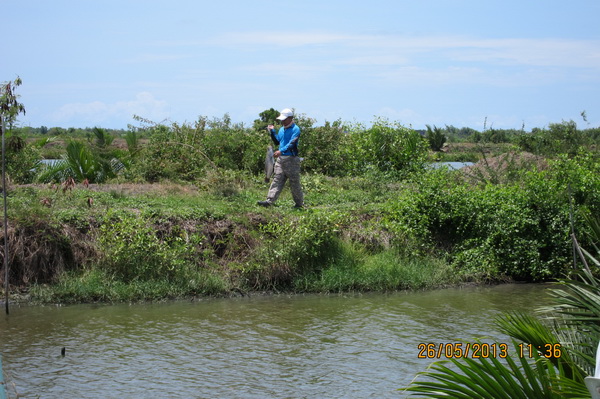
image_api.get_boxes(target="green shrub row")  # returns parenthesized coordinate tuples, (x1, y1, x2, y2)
(381, 154, 600, 281)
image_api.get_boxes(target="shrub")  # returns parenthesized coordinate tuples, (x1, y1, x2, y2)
(300, 120, 350, 176)
(4, 135, 41, 183)
(98, 212, 200, 282)
(381, 166, 584, 281)
(250, 211, 343, 288)
(516, 120, 588, 157)
(342, 118, 429, 176)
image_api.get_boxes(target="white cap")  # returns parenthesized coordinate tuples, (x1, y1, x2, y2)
(276, 108, 294, 120)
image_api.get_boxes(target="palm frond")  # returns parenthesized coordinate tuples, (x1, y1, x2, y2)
(36, 159, 71, 183)
(404, 340, 569, 398)
(547, 271, 600, 327)
(496, 312, 585, 382)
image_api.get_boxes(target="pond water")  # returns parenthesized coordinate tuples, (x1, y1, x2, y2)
(1, 284, 551, 398)
(428, 161, 474, 170)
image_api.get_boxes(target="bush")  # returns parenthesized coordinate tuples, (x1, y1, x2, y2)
(380, 165, 590, 282)
(342, 118, 429, 176)
(516, 120, 588, 157)
(98, 212, 200, 282)
(426, 125, 447, 151)
(249, 211, 343, 289)
(300, 120, 349, 176)
(3, 134, 41, 183)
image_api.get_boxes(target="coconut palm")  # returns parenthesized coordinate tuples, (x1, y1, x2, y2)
(37, 141, 123, 184)
(92, 127, 114, 148)
(426, 124, 447, 152)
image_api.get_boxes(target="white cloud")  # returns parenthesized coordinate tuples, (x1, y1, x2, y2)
(52, 92, 170, 126)
(208, 31, 351, 47)
(376, 66, 487, 86)
(208, 31, 600, 69)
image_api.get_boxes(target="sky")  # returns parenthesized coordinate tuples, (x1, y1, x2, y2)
(2, 0, 599, 130)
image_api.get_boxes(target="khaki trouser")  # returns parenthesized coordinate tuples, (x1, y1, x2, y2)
(267, 156, 303, 206)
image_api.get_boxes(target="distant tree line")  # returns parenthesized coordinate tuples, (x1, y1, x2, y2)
(3, 109, 600, 184)
(13, 126, 129, 138)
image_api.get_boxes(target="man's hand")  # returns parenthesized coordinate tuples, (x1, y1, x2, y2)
(273, 150, 281, 158)
(267, 124, 274, 131)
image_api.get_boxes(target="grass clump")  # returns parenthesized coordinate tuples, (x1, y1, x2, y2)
(30, 268, 227, 303)
(295, 244, 456, 293)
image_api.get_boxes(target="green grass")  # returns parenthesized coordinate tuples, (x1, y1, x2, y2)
(8, 154, 596, 304)
(294, 243, 458, 293)
(30, 268, 228, 303)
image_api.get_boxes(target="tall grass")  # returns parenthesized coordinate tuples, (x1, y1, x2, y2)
(293, 243, 457, 293)
(29, 268, 228, 303)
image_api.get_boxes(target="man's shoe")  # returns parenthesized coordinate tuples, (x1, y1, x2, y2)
(293, 204, 304, 209)
(257, 200, 272, 207)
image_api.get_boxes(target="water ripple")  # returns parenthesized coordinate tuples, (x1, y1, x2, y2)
(1, 285, 550, 398)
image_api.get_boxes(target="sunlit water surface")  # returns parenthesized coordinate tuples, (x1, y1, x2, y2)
(1, 284, 551, 398)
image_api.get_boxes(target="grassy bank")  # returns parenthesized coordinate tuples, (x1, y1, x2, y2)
(2, 149, 598, 304)
(4, 172, 461, 303)
(1, 115, 599, 303)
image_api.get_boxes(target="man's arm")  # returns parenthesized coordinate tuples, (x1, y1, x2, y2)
(267, 125, 280, 146)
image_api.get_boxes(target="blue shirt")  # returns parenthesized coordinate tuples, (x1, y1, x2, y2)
(269, 123, 301, 156)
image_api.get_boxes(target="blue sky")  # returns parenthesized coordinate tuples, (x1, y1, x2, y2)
(3, 0, 599, 130)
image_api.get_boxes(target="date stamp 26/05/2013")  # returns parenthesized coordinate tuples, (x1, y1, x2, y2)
(417, 342, 562, 359)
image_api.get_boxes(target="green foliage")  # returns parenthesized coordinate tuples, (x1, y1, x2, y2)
(363, 117, 428, 173)
(31, 268, 227, 303)
(252, 107, 279, 131)
(300, 120, 349, 175)
(37, 140, 121, 183)
(272, 211, 341, 272)
(0, 76, 26, 125)
(92, 127, 114, 148)
(128, 121, 208, 182)
(296, 247, 456, 292)
(426, 124, 447, 151)
(517, 120, 588, 157)
(124, 130, 139, 155)
(339, 118, 428, 176)
(379, 161, 600, 282)
(98, 211, 201, 282)
(127, 115, 267, 182)
(405, 339, 582, 398)
(1, 77, 36, 183)
(2, 133, 41, 183)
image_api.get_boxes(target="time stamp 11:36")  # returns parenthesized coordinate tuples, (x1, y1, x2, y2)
(417, 342, 562, 359)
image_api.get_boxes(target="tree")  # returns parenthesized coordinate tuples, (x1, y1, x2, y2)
(253, 108, 279, 131)
(426, 124, 447, 151)
(1, 76, 26, 315)
(0, 77, 26, 126)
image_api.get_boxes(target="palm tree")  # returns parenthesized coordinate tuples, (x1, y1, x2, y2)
(426, 124, 447, 152)
(37, 141, 123, 184)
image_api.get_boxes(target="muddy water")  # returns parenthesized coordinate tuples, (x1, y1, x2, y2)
(1, 284, 550, 398)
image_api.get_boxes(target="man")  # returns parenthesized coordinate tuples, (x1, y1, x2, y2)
(257, 108, 304, 208)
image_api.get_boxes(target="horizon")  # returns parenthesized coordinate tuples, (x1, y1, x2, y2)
(2, 1, 599, 131)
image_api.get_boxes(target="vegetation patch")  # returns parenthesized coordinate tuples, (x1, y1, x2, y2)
(0, 105, 599, 303)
